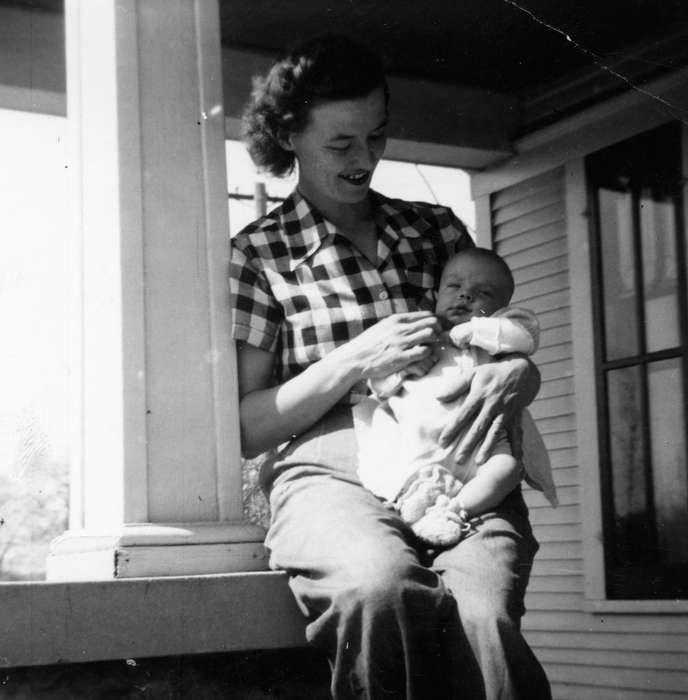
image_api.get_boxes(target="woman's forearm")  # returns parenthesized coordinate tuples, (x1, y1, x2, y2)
(238, 311, 440, 456)
(239, 344, 362, 457)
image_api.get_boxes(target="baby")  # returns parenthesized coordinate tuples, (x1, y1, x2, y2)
(353, 247, 557, 546)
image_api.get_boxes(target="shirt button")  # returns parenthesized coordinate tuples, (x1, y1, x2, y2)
(378, 290, 389, 301)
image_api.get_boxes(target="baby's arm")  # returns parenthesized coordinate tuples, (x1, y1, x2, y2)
(368, 372, 405, 399)
(368, 353, 438, 399)
(449, 307, 539, 356)
(451, 453, 522, 518)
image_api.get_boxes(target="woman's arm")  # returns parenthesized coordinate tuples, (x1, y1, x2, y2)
(436, 356, 541, 465)
(238, 311, 441, 457)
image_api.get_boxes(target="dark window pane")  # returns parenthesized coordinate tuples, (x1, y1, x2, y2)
(607, 367, 652, 563)
(599, 188, 639, 361)
(648, 359, 688, 566)
(640, 189, 680, 352)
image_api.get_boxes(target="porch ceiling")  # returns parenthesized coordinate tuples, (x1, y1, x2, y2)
(220, 0, 688, 135)
(3, 1, 688, 166)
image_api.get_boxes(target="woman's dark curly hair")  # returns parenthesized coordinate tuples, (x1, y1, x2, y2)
(241, 34, 389, 177)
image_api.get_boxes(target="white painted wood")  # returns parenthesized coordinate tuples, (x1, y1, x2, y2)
(492, 185, 564, 226)
(536, 308, 572, 333)
(0, 572, 306, 667)
(491, 170, 557, 209)
(527, 629, 688, 653)
(537, 377, 575, 400)
(47, 542, 268, 580)
(522, 610, 688, 634)
(57, 0, 264, 578)
(66, 0, 142, 528)
(511, 255, 569, 284)
(528, 575, 584, 593)
(528, 505, 580, 526)
(383, 138, 512, 170)
(583, 599, 688, 615)
(529, 559, 583, 577)
(545, 663, 688, 694)
(550, 684, 687, 700)
(526, 593, 583, 611)
(564, 158, 607, 604)
(473, 195, 493, 248)
(535, 342, 574, 366)
(472, 68, 688, 198)
(494, 203, 566, 242)
(506, 238, 569, 271)
(516, 271, 570, 301)
(194, 0, 243, 522)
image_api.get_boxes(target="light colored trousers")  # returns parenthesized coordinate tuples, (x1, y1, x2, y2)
(262, 406, 552, 700)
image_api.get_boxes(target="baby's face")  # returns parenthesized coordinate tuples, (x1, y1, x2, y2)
(435, 255, 512, 329)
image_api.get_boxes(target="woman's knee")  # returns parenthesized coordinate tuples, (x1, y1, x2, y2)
(458, 591, 522, 641)
(332, 550, 446, 619)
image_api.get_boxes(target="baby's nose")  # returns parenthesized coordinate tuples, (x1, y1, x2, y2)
(458, 290, 473, 302)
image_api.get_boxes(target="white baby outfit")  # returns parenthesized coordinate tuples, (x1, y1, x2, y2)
(353, 306, 558, 512)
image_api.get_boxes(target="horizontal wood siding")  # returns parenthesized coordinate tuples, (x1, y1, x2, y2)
(490, 169, 688, 699)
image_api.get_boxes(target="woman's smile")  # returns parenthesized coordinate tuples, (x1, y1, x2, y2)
(340, 170, 371, 185)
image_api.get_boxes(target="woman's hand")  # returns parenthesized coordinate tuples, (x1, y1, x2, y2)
(436, 354, 540, 465)
(341, 311, 441, 381)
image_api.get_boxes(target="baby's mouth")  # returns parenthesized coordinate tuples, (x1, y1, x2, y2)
(340, 170, 370, 186)
(450, 304, 470, 315)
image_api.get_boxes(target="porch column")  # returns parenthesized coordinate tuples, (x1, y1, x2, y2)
(47, 0, 267, 579)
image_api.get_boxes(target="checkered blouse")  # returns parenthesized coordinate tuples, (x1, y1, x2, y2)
(230, 189, 473, 403)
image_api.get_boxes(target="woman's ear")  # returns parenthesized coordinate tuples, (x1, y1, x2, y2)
(276, 131, 294, 151)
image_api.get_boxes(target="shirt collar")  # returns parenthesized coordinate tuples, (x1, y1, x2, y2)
(279, 188, 432, 271)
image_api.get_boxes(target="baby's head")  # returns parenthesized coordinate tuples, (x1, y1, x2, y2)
(435, 247, 514, 329)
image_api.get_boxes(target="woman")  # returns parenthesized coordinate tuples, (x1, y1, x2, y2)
(231, 34, 551, 700)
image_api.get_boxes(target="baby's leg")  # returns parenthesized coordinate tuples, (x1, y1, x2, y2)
(395, 465, 462, 522)
(453, 453, 522, 519)
(394, 466, 467, 546)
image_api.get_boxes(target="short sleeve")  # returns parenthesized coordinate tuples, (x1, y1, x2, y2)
(443, 208, 474, 256)
(229, 242, 282, 352)
(424, 204, 474, 262)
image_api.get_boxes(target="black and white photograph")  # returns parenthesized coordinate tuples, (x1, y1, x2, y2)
(1, 1, 687, 697)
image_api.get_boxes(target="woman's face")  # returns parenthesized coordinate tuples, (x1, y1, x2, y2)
(285, 87, 388, 213)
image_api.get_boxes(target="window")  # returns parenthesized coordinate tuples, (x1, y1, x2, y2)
(586, 122, 688, 599)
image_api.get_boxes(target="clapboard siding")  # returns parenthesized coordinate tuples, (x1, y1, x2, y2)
(527, 630, 688, 653)
(537, 376, 574, 400)
(511, 254, 569, 284)
(489, 167, 688, 699)
(550, 685, 688, 700)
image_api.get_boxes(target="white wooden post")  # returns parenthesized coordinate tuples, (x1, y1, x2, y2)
(48, 0, 266, 579)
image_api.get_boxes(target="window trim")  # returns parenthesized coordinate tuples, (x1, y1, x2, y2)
(586, 124, 688, 600)
(566, 124, 688, 613)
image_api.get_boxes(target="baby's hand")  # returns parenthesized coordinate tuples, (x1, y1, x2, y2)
(402, 352, 438, 378)
(449, 322, 473, 348)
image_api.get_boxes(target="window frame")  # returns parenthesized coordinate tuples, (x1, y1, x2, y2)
(566, 127, 688, 613)
(585, 122, 688, 600)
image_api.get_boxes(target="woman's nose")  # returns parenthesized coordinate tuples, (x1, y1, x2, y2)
(350, 140, 375, 169)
